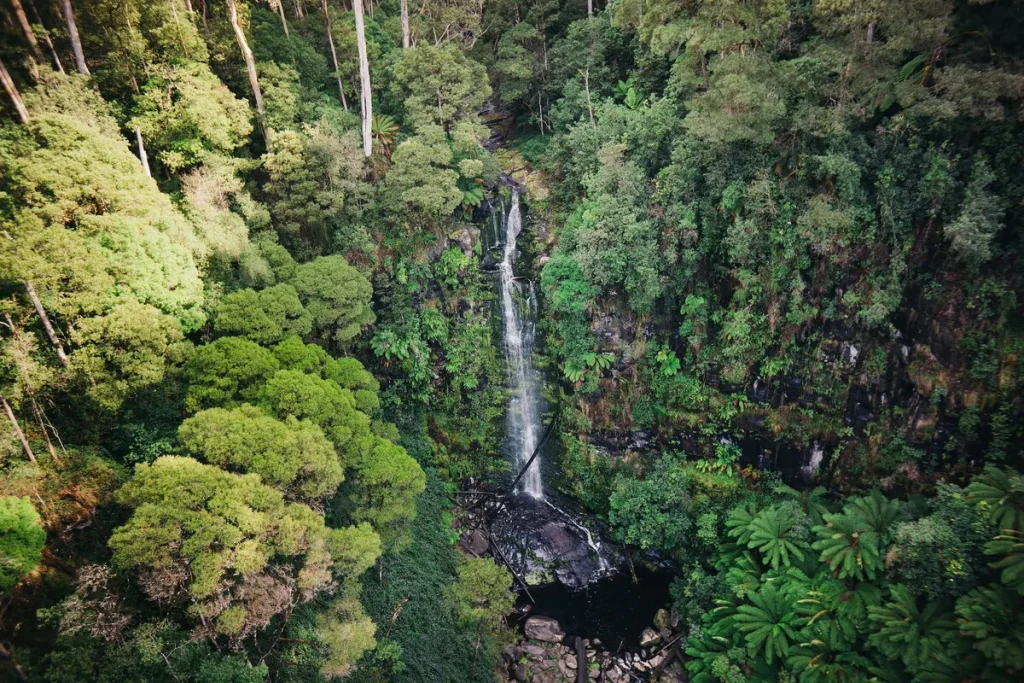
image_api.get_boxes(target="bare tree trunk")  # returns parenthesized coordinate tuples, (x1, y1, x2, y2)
(2, 395, 36, 463)
(23, 281, 69, 367)
(294, 0, 303, 17)
(0, 58, 30, 124)
(0, 643, 29, 682)
(226, 0, 267, 144)
(60, 0, 89, 75)
(135, 125, 151, 177)
(27, 0, 64, 73)
(322, 0, 348, 110)
(183, 0, 194, 12)
(587, 0, 592, 18)
(10, 0, 47, 67)
(400, 0, 409, 48)
(353, 0, 372, 157)
(31, 398, 59, 464)
(580, 67, 595, 128)
(276, 0, 290, 37)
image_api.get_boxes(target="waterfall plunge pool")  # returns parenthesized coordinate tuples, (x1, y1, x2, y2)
(517, 567, 673, 650)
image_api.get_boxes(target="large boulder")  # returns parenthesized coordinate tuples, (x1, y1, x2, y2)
(639, 627, 661, 648)
(525, 616, 565, 643)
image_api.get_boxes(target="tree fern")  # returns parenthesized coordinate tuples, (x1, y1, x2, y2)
(845, 488, 905, 538)
(965, 465, 1024, 532)
(955, 584, 1024, 669)
(746, 506, 808, 570)
(733, 584, 799, 664)
(776, 483, 829, 526)
(867, 584, 956, 670)
(725, 502, 759, 545)
(787, 642, 873, 683)
(723, 549, 763, 598)
(812, 511, 883, 580)
(796, 587, 858, 649)
(983, 528, 1024, 595)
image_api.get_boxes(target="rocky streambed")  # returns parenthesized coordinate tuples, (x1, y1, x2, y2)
(500, 611, 687, 683)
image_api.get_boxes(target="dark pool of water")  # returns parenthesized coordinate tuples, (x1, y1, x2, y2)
(516, 567, 673, 651)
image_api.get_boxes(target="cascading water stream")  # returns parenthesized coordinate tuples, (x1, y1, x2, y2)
(499, 190, 544, 499)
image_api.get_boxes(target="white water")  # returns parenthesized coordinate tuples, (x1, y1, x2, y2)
(499, 190, 544, 499)
(544, 499, 611, 572)
(802, 441, 825, 481)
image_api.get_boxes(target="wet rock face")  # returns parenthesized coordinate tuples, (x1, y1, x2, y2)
(525, 616, 565, 643)
(490, 496, 619, 590)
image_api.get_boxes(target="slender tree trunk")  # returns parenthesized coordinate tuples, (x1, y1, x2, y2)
(60, 0, 89, 75)
(276, 0, 290, 37)
(0, 58, 30, 124)
(23, 281, 69, 367)
(587, 0, 592, 18)
(580, 67, 595, 128)
(400, 0, 409, 48)
(10, 0, 46, 67)
(183, 0, 193, 12)
(0, 642, 29, 682)
(226, 0, 267, 144)
(169, 0, 191, 58)
(353, 0, 372, 156)
(322, 0, 347, 110)
(294, 0, 303, 17)
(135, 125, 151, 177)
(27, 0, 65, 73)
(31, 398, 59, 464)
(2, 395, 36, 463)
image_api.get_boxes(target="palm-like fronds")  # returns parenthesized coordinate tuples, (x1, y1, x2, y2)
(370, 113, 399, 158)
(734, 584, 799, 664)
(787, 642, 873, 683)
(813, 511, 882, 581)
(725, 502, 758, 545)
(965, 465, 1024, 532)
(845, 488, 905, 537)
(985, 529, 1024, 595)
(738, 506, 808, 570)
(956, 584, 1024, 669)
(867, 585, 956, 670)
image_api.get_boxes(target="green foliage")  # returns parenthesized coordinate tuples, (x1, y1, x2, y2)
(0, 496, 45, 594)
(109, 456, 376, 641)
(213, 284, 312, 345)
(448, 557, 516, 633)
(734, 584, 798, 664)
(385, 126, 464, 218)
(742, 507, 807, 571)
(344, 436, 427, 552)
(966, 465, 1024, 532)
(392, 44, 491, 135)
(867, 585, 956, 670)
(132, 62, 253, 173)
(956, 584, 1024, 670)
(291, 255, 375, 345)
(984, 529, 1024, 595)
(179, 405, 343, 501)
(346, 469, 493, 683)
(262, 125, 371, 258)
(184, 337, 280, 412)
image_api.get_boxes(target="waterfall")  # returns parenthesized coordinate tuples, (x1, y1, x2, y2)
(802, 442, 825, 482)
(499, 190, 544, 499)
